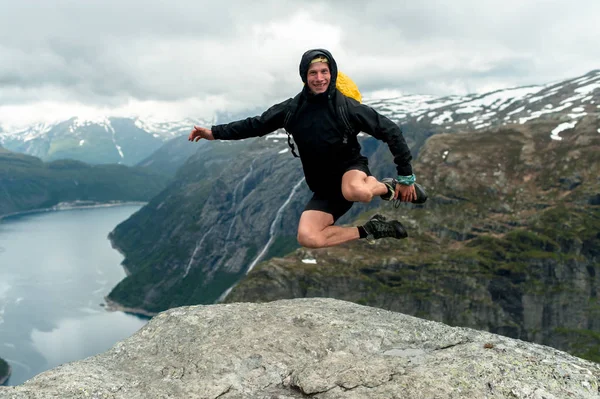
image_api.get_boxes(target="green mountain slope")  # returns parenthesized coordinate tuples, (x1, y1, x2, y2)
(0, 356, 9, 384)
(0, 147, 170, 217)
(136, 135, 204, 178)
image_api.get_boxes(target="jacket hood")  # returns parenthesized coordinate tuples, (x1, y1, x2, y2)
(299, 48, 338, 95)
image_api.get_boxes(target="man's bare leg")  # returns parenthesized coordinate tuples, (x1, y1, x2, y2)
(297, 210, 360, 249)
(341, 170, 389, 203)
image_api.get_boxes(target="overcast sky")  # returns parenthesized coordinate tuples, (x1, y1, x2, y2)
(1, 0, 599, 128)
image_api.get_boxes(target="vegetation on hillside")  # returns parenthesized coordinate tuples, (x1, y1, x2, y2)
(0, 357, 9, 382)
(0, 149, 170, 217)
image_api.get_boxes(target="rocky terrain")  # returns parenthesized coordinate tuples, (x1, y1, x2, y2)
(1, 298, 599, 398)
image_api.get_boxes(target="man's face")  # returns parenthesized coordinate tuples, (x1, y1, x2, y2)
(307, 62, 330, 94)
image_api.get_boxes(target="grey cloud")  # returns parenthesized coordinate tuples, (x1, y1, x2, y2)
(0, 0, 598, 118)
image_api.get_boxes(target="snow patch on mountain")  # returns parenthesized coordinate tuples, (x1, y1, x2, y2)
(367, 70, 599, 139)
(551, 122, 577, 141)
(134, 117, 212, 139)
(5, 123, 54, 144)
(432, 111, 453, 125)
(69, 116, 113, 133)
(518, 102, 574, 124)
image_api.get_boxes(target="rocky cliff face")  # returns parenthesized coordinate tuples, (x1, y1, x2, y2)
(135, 134, 204, 178)
(1, 299, 599, 398)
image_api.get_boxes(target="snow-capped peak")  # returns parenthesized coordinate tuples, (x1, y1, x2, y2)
(368, 70, 600, 136)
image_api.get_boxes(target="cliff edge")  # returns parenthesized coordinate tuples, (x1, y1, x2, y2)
(1, 298, 599, 398)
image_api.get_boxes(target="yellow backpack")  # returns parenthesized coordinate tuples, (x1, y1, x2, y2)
(336, 71, 362, 103)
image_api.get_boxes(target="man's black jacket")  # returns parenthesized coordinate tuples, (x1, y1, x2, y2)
(212, 50, 413, 195)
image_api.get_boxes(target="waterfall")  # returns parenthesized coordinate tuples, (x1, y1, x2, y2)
(183, 225, 214, 278)
(226, 162, 255, 240)
(246, 177, 305, 274)
(217, 176, 305, 302)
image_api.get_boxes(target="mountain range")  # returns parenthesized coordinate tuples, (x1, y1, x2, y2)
(0, 116, 211, 166)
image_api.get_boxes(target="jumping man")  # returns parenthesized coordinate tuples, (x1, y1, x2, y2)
(189, 48, 425, 248)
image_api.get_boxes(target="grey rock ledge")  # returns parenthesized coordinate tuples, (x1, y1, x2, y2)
(1, 298, 599, 398)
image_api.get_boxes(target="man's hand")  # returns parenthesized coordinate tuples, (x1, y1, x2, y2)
(188, 126, 214, 142)
(395, 184, 417, 202)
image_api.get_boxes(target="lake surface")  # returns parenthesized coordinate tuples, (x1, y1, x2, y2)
(0, 205, 148, 386)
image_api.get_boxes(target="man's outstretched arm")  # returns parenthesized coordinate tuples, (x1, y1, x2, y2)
(189, 98, 292, 142)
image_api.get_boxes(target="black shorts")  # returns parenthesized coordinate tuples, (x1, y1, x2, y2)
(303, 158, 372, 223)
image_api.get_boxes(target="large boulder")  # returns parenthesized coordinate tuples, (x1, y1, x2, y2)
(1, 298, 599, 398)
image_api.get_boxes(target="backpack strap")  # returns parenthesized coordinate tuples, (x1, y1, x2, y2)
(283, 93, 303, 158)
(283, 90, 356, 157)
(333, 90, 356, 144)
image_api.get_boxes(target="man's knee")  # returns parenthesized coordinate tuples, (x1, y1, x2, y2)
(365, 176, 379, 185)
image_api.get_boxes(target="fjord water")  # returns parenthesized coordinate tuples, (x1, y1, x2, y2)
(0, 205, 148, 386)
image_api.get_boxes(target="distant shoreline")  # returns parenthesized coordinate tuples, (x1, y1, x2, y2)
(0, 364, 11, 385)
(102, 209, 156, 319)
(107, 231, 131, 276)
(0, 201, 147, 221)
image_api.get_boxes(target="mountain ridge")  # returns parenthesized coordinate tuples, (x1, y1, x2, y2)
(0, 116, 212, 166)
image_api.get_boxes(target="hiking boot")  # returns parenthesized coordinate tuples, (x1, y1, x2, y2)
(412, 183, 428, 204)
(363, 214, 408, 243)
(381, 178, 428, 207)
(380, 178, 396, 201)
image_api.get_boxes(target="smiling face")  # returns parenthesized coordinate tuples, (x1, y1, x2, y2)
(306, 62, 331, 95)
